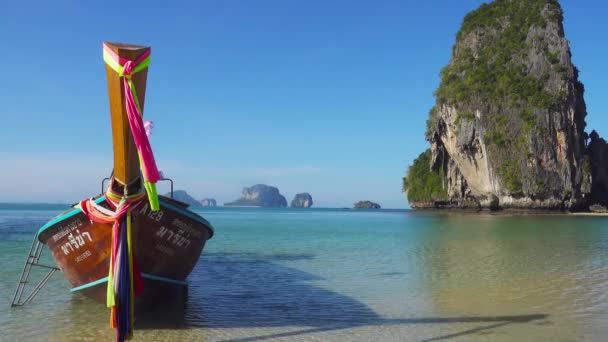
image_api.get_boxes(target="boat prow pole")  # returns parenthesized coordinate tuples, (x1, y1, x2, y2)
(103, 41, 150, 195)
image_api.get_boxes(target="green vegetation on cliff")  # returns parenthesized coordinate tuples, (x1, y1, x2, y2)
(403, 149, 448, 203)
(457, 0, 561, 40)
(435, 0, 562, 109)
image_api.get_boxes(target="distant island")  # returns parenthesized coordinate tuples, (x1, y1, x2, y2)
(165, 191, 218, 208)
(291, 193, 313, 208)
(167, 190, 202, 207)
(201, 198, 217, 207)
(354, 201, 381, 209)
(225, 184, 287, 207)
(403, 0, 608, 211)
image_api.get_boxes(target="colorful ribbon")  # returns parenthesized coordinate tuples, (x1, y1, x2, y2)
(102, 43, 160, 211)
(81, 186, 146, 341)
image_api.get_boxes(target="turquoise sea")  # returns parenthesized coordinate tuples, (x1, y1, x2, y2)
(1, 204, 608, 341)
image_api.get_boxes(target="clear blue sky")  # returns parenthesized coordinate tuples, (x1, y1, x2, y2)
(0, 1, 607, 208)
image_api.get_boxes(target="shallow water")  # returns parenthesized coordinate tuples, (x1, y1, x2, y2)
(1, 205, 607, 341)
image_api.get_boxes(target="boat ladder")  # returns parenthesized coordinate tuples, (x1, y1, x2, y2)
(10, 234, 59, 307)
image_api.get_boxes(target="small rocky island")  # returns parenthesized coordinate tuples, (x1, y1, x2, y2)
(167, 190, 202, 208)
(200, 198, 217, 207)
(354, 201, 381, 209)
(403, 0, 608, 211)
(225, 184, 287, 207)
(291, 193, 313, 208)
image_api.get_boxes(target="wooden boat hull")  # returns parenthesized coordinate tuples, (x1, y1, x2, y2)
(37, 195, 214, 303)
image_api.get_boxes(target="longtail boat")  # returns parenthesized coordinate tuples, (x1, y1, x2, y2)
(34, 42, 214, 340)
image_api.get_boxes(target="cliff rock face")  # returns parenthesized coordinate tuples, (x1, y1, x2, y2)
(291, 193, 313, 208)
(225, 184, 287, 207)
(200, 198, 217, 207)
(168, 190, 202, 208)
(407, 0, 593, 210)
(587, 131, 608, 207)
(354, 201, 381, 209)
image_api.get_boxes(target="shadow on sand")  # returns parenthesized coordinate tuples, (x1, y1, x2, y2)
(135, 252, 548, 341)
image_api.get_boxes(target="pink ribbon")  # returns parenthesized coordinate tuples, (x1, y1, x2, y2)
(123, 76, 160, 183)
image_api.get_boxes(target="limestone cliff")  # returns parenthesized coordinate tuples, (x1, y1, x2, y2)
(167, 190, 202, 208)
(291, 193, 313, 208)
(225, 184, 287, 207)
(587, 131, 608, 207)
(200, 198, 217, 207)
(405, 0, 600, 210)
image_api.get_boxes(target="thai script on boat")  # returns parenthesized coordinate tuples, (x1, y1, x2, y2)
(61, 229, 93, 256)
(138, 203, 164, 222)
(52, 218, 84, 242)
(171, 218, 202, 238)
(75, 250, 92, 263)
(156, 226, 191, 248)
(155, 243, 175, 256)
